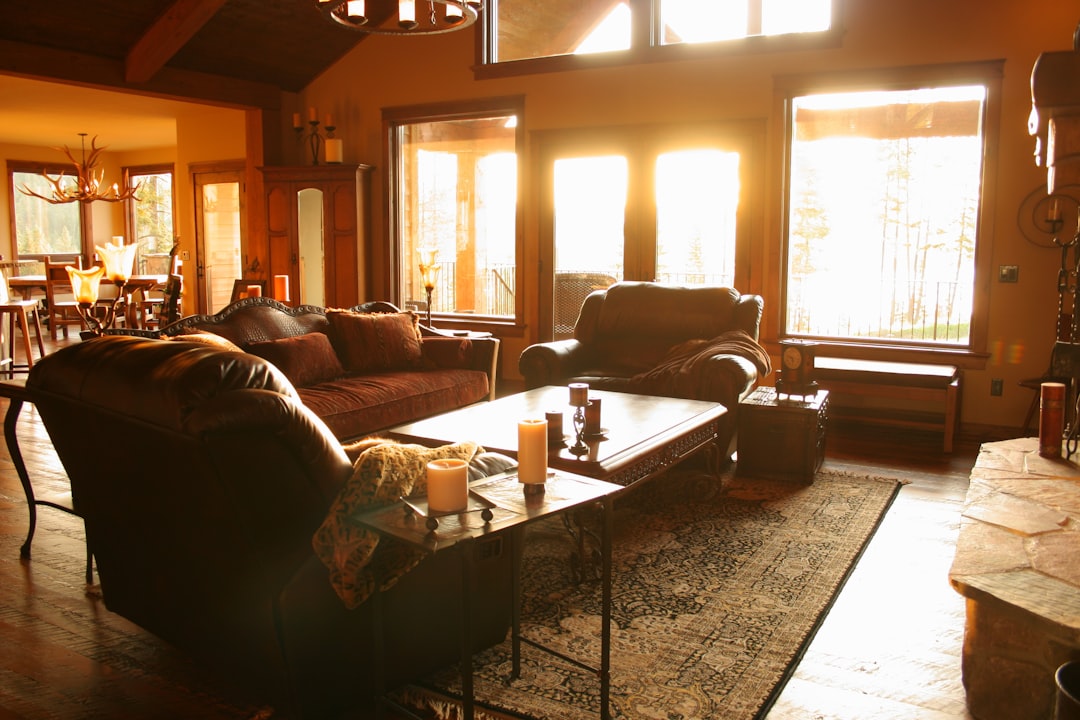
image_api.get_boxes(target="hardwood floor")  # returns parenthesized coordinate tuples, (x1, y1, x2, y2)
(0, 334, 1002, 719)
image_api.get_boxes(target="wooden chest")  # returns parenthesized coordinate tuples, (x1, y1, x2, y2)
(736, 386, 829, 483)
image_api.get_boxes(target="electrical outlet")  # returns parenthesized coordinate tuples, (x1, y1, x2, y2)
(990, 378, 1004, 396)
(181, 250, 190, 261)
(998, 265, 1019, 283)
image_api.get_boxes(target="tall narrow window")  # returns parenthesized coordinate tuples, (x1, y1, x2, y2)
(388, 101, 521, 323)
(125, 165, 175, 274)
(784, 83, 989, 347)
(9, 162, 86, 263)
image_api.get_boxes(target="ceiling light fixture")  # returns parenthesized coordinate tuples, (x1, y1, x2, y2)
(18, 133, 140, 205)
(316, 0, 481, 35)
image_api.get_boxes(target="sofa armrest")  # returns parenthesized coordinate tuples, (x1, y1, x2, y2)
(518, 339, 591, 390)
(421, 336, 501, 401)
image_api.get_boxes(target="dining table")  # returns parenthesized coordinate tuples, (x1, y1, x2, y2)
(8, 274, 169, 330)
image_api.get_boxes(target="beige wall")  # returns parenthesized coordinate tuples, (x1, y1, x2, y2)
(295, 0, 1077, 433)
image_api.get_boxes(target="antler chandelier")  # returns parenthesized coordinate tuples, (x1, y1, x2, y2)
(18, 133, 140, 205)
(316, 0, 481, 35)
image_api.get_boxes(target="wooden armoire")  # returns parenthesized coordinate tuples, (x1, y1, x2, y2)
(260, 164, 372, 308)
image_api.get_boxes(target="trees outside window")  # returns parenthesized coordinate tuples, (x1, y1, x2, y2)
(9, 162, 86, 263)
(125, 165, 175, 274)
(781, 65, 1001, 354)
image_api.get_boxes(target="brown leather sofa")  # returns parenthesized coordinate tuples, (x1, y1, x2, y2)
(155, 296, 500, 440)
(26, 335, 516, 718)
(519, 281, 769, 460)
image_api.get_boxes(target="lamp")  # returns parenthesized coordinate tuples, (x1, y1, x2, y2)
(18, 133, 140, 205)
(67, 238, 137, 335)
(316, 0, 481, 35)
(417, 247, 441, 327)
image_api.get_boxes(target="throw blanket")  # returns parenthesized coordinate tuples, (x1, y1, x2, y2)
(630, 330, 773, 403)
(312, 440, 481, 609)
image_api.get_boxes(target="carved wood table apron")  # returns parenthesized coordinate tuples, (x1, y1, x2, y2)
(385, 386, 726, 578)
(355, 469, 620, 720)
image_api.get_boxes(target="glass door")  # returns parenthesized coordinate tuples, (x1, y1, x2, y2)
(193, 166, 246, 314)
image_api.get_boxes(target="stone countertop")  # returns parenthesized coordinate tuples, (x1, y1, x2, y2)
(950, 438, 1080, 629)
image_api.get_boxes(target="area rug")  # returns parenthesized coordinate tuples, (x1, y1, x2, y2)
(395, 468, 903, 720)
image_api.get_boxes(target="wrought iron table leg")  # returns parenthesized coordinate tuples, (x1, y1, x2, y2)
(7, 397, 37, 559)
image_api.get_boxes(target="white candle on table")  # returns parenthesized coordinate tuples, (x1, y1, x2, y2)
(518, 418, 548, 484)
(426, 458, 469, 512)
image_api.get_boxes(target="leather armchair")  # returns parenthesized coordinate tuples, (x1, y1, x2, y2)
(519, 281, 769, 459)
(27, 335, 515, 718)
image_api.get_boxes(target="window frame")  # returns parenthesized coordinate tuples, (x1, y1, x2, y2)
(475, 0, 844, 79)
(773, 60, 1003, 367)
(123, 163, 176, 274)
(382, 96, 526, 330)
(535, 119, 765, 341)
(7, 159, 92, 265)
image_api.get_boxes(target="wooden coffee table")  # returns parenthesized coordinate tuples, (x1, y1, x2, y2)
(385, 386, 727, 489)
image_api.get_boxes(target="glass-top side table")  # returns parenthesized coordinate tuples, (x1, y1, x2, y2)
(353, 469, 620, 720)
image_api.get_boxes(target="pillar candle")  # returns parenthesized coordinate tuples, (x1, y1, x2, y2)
(325, 138, 344, 163)
(518, 418, 548, 484)
(1040, 382, 1066, 458)
(273, 274, 290, 302)
(426, 458, 468, 512)
(585, 397, 602, 434)
(308, 107, 317, 123)
(545, 410, 563, 445)
(292, 112, 302, 129)
(246, 284, 262, 298)
(569, 382, 589, 407)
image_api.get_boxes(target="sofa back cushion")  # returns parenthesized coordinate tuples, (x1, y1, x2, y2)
(248, 332, 345, 388)
(327, 310, 422, 372)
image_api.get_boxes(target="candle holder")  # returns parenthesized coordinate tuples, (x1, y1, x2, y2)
(568, 383, 590, 457)
(293, 111, 337, 165)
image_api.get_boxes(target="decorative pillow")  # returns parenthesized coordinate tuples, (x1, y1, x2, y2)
(326, 310, 422, 372)
(170, 330, 243, 353)
(247, 332, 345, 388)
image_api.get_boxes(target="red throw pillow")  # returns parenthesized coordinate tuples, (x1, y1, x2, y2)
(247, 332, 345, 387)
(326, 310, 422, 372)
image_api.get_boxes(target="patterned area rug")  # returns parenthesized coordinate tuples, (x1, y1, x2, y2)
(395, 468, 902, 720)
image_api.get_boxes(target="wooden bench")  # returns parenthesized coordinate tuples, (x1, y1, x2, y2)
(814, 357, 961, 452)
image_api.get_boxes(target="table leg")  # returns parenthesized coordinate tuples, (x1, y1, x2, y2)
(460, 537, 476, 720)
(600, 494, 612, 720)
(7, 398, 37, 558)
(511, 526, 523, 679)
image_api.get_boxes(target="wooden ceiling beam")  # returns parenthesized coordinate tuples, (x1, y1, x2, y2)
(0, 39, 282, 110)
(125, 0, 229, 83)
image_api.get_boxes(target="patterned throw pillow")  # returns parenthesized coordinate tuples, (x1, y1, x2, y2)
(326, 310, 423, 372)
(247, 332, 345, 387)
(171, 330, 243, 353)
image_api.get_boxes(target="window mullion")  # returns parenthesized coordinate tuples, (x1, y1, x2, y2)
(631, 0, 655, 50)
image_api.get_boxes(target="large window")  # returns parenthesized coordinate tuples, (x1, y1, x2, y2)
(387, 99, 522, 323)
(487, 0, 835, 67)
(539, 123, 760, 339)
(8, 161, 87, 263)
(125, 164, 175, 275)
(781, 64, 1002, 354)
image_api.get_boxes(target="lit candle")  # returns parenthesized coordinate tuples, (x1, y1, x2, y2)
(426, 458, 469, 512)
(273, 274, 290, 302)
(569, 382, 589, 407)
(308, 107, 317, 123)
(518, 418, 548, 484)
(292, 112, 302, 129)
(246, 284, 262, 298)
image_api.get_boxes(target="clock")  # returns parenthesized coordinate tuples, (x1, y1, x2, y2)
(776, 339, 819, 398)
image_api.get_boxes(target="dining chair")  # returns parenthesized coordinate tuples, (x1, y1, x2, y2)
(0, 268, 46, 378)
(43, 257, 86, 340)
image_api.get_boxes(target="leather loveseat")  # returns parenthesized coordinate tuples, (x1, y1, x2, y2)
(26, 335, 516, 718)
(519, 281, 770, 460)
(155, 296, 499, 440)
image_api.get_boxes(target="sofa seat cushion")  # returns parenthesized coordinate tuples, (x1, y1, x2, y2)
(298, 368, 490, 440)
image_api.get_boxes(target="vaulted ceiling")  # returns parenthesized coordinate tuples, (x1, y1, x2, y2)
(0, 0, 368, 109)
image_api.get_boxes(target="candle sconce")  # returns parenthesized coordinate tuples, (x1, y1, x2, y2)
(1019, 187, 1080, 342)
(293, 110, 337, 165)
